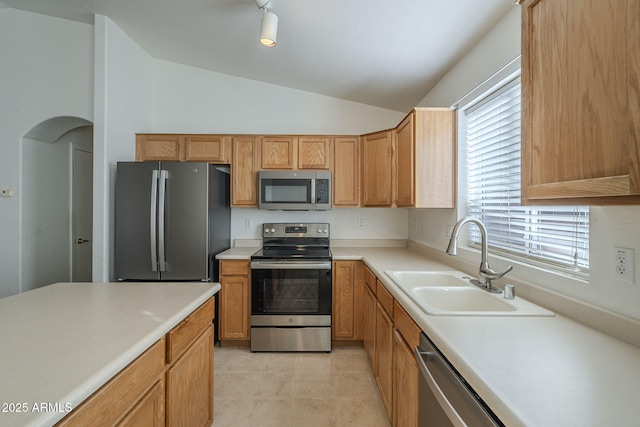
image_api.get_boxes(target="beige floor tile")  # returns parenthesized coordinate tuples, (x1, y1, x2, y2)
(213, 345, 390, 427)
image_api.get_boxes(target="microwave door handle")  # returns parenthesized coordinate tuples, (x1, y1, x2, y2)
(150, 170, 159, 272)
(311, 178, 316, 204)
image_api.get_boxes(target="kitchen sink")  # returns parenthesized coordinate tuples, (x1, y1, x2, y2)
(385, 270, 472, 288)
(385, 270, 554, 317)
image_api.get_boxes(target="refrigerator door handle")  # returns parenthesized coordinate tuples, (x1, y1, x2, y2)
(150, 170, 159, 272)
(158, 169, 168, 272)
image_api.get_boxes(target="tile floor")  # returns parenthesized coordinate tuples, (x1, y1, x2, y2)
(213, 345, 391, 427)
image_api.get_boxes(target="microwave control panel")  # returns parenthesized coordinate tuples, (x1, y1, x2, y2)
(316, 179, 330, 204)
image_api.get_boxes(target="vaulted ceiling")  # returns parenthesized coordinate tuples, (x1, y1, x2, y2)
(2, 0, 513, 112)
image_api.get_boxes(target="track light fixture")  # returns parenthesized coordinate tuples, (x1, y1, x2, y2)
(254, 0, 278, 47)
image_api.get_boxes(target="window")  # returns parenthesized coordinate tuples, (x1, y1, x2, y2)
(464, 76, 589, 278)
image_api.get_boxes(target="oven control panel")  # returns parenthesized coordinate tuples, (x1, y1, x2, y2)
(262, 223, 330, 238)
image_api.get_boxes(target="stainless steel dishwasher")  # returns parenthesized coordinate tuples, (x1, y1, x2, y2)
(415, 332, 503, 427)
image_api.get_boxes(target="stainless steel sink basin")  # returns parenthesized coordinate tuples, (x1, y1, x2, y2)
(384, 270, 554, 317)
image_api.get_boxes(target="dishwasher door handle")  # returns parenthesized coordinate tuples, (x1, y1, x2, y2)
(415, 346, 468, 427)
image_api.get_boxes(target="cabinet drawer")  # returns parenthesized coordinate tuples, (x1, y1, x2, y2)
(393, 300, 420, 350)
(56, 338, 165, 427)
(166, 297, 215, 364)
(364, 266, 377, 295)
(220, 260, 250, 276)
(376, 279, 394, 317)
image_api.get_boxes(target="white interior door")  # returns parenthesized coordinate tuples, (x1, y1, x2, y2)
(72, 147, 93, 282)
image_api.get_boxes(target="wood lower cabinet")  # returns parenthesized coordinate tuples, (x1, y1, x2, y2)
(231, 137, 260, 207)
(375, 297, 394, 422)
(166, 324, 214, 427)
(361, 130, 394, 206)
(118, 380, 165, 427)
(57, 297, 215, 427)
(363, 277, 377, 368)
(332, 260, 363, 341)
(333, 137, 360, 207)
(219, 260, 251, 341)
(395, 108, 456, 208)
(393, 329, 418, 427)
(521, 0, 640, 204)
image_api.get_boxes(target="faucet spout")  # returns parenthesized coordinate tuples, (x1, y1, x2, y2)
(446, 217, 512, 293)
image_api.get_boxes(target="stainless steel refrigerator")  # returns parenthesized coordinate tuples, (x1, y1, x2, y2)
(115, 161, 230, 282)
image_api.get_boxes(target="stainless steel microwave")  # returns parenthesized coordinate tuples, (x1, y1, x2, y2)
(258, 171, 331, 210)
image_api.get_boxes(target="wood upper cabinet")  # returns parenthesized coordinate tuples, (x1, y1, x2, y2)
(332, 137, 360, 207)
(261, 136, 331, 170)
(395, 108, 456, 208)
(231, 137, 260, 207)
(521, 0, 640, 204)
(184, 135, 231, 163)
(298, 137, 331, 169)
(136, 134, 183, 162)
(361, 130, 394, 206)
(332, 260, 363, 340)
(261, 136, 295, 169)
(218, 260, 251, 340)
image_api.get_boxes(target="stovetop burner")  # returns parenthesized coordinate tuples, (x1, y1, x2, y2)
(252, 223, 331, 261)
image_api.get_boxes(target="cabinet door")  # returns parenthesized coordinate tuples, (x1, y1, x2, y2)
(184, 135, 231, 163)
(136, 134, 183, 161)
(375, 300, 394, 421)
(393, 329, 418, 427)
(231, 137, 259, 206)
(395, 112, 415, 206)
(298, 137, 331, 169)
(117, 380, 164, 427)
(166, 325, 214, 427)
(332, 261, 363, 340)
(362, 130, 394, 206)
(521, 0, 640, 204)
(261, 136, 295, 169)
(363, 283, 377, 368)
(219, 264, 250, 340)
(333, 137, 360, 206)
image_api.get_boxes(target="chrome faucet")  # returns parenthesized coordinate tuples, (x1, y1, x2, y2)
(446, 217, 512, 293)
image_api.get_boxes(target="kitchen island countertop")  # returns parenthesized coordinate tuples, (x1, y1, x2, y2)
(0, 281, 219, 427)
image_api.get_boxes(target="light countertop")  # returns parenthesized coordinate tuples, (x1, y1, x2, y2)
(219, 244, 640, 426)
(0, 281, 220, 427)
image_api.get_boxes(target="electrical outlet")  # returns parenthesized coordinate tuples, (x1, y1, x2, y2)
(358, 218, 365, 229)
(244, 219, 251, 229)
(413, 219, 418, 232)
(612, 247, 635, 283)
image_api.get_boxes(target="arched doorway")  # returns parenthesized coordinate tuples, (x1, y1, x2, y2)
(21, 116, 93, 291)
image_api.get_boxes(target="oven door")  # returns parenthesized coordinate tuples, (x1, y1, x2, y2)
(250, 261, 332, 317)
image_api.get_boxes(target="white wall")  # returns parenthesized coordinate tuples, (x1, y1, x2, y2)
(152, 60, 405, 135)
(231, 208, 408, 241)
(93, 16, 154, 282)
(152, 59, 408, 241)
(411, 7, 640, 321)
(0, 9, 93, 298)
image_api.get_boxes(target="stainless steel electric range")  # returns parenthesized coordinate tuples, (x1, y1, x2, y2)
(250, 223, 331, 352)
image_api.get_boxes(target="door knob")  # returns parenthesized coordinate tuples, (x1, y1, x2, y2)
(76, 238, 90, 244)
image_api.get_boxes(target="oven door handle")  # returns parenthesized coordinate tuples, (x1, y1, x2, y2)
(251, 261, 332, 270)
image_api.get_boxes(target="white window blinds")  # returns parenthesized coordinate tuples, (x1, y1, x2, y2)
(465, 77, 589, 277)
